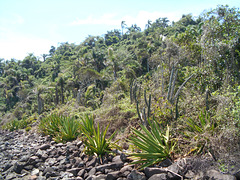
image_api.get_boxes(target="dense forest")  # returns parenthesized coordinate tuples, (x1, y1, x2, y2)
(0, 5, 239, 167)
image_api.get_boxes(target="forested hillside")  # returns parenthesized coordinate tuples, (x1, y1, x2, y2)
(0, 5, 239, 165)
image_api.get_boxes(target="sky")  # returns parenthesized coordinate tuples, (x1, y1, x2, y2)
(0, 0, 239, 61)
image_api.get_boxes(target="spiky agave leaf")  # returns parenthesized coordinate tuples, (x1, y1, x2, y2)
(82, 122, 119, 158)
(128, 119, 176, 169)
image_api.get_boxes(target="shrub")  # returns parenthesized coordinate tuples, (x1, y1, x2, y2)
(3, 119, 20, 131)
(39, 114, 80, 143)
(128, 119, 176, 169)
(39, 114, 64, 137)
(58, 117, 80, 142)
(79, 114, 95, 136)
(81, 116, 119, 158)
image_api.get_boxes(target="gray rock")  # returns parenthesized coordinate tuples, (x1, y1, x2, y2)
(60, 171, 75, 179)
(76, 141, 83, 148)
(184, 170, 195, 179)
(19, 155, 30, 162)
(96, 161, 124, 172)
(66, 168, 81, 177)
(167, 162, 181, 179)
(2, 163, 12, 172)
(28, 156, 39, 165)
(85, 175, 94, 180)
(77, 161, 85, 168)
(93, 174, 108, 180)
(127, 170, 146, 180)
(5, 173, 17, 180)
(13, 161, 24, 174)
(106, 171, 122, 180)
(39, 144, 50, 150)
(41, 153, 48, 161)
(120, 153, 127, 162)
(87, 157, 98, 167)
(112, 155, 122, 163)
(23, 165, 34, 171)
(204, 169, 236, 180)
(45, 171, 60, 178)
(45, 157, 56, 166)
(56, 143, 64, 147)
(122, 171, 131, 177)
(158, 158, 172, 167)
(43, 167, 54, 176)
(75, 177, 84, 180)
(167, 163, 180, 174)
(36, 149, 44, 157)
(105, 169, 114, 174)
(31, 168, 40, 176)
(78, 169, 86, 177)
(89, 167, 97, 176)
(148, 173, 168, 180)
(120, 165, 133, 173)
(144, 167, 167, 178)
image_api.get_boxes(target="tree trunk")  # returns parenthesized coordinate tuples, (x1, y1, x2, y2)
(55, 85, 59, 105)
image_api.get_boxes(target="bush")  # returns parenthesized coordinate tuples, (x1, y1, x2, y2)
(79, 114, 95, 136)
(39, 114, 80, 143)
(128, 119, 176, 169)
(80, 115, 119, 158)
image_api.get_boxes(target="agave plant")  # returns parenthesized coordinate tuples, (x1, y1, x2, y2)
(59, 117, 80, 142)
(79, 114, 95, 136)
(39, 114, 64, 137)
(3, 119, 20, 131)
(186, 110, 215, 133)
(128, 119, 176, 169)
(82, 122, 119, 158)
(39, 114, 80, 143)
(184, 110, 216, 155)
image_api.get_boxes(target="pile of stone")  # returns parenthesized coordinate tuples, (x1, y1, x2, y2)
(0, 130, 239, 180)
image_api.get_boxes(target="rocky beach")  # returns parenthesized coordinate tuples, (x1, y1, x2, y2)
(0, 129, 239, 180)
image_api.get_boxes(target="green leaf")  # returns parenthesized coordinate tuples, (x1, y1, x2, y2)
(128, 119, 176, 169)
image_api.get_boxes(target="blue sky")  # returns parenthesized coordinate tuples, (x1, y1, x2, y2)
(0, 0, 239, 60)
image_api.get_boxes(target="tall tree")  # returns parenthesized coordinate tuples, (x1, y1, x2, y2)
(121, 21, 126, 37)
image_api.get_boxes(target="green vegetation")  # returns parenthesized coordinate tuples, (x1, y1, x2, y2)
(79, 114, 95, 136)
(39, 114, 80, 142)
(0, 5, 239, 168)
(82, 122, 119, 158)
(128, 120, 176, 169)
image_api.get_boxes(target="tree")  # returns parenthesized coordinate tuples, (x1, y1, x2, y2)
(200, 5, 240, 84)
(104, 30, 121, 46)
(49, 46, 56, 56)
(34, 85, 45, 115)
(121, 21, 126, 37)
(41, 54, 48, 62)
(108, 47, 117, 81)
(0, 58, 5, 77)
(58, 77, 65, 104)
(145, 20, 152, 30)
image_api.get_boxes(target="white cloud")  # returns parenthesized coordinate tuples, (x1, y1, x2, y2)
(70, 13, 119, 26)
(0, 14, 24, 25)
(0, 31, 56, 60)
(70, 10, 181, 30)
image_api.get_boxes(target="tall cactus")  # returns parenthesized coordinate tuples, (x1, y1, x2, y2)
(167, 66, 178, 104)
(135, 88, 151, 128)
(205, 89, 210, 111)
(130, 79, 137, 104)
(167, 66, 175, 101)
(165, 65, 194, 120)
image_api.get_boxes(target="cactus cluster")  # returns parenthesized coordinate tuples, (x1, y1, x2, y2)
(167, 65, 194, 120)
(130, 79, 152, 127)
